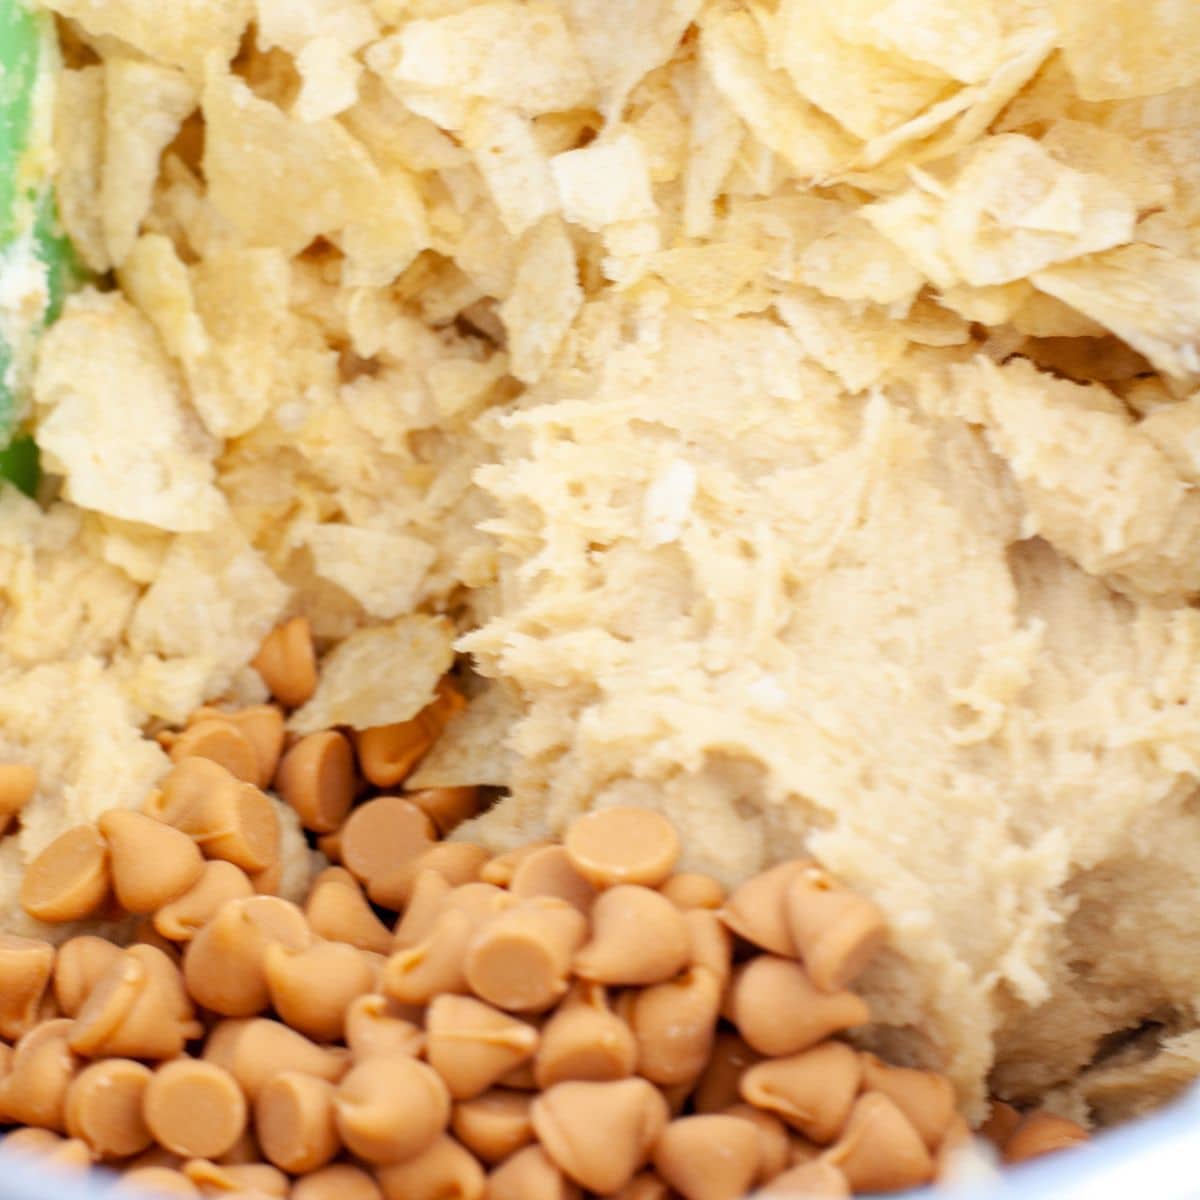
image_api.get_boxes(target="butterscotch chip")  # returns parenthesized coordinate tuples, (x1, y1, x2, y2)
(154, 860, 256, 943)
(859, 1053, 957, 1151)
(64, 1058, 154, 1159)
(466, 897, 588, 1012)
(169, 719, 259, 785)
(118, 1166, 201, 1197)
(451, 1089, 534, 1164)
(531, 1078, 669, 1195)
(255, 1071, 340, 1174)
(0, 934, 55, 1041)
(485, 1144, 576, 1200)
(785, 867, 887, 993)
(535, 983, 637, 1089)
(70, 945, 200, 1060)
(0, 762, 37, 835)
(391, 869, 454, 949)
(426, 994, 540, 1100)
(253, 617, 317, 710)
(264, 939, 374, 1042)
(369, 841, 490, 911)
(183, 1158, 289, 1196)
(0, 1018, 80, 1130)
(100, 809, 206, 914)
(222, 706, 287, 789)
(659, 872, 725, 911)
(216, 1126, 261, 1166)
(726, 957, 869, 1056)
(1, 1128, 92, 1172)
(275, 731, 356, 834)
(693, 1032, 762, 1114)
(509, 845, 596, 915)
(823, 1092, 935, 1193)
(723, 1104, 790, 1181)
(340, 795, 435, 893)
(606, 1172, 672, 1200)
(980, 1100, 1022, 1150)
(305, 868, 394, 955)
(355, 720, 436, 790)
(375, 1134, 485, 1200)
(204, 1019, 349, 1103)
(334, 1056, 450, 1165)
(344, 993, 426, 1061)
(653, 1115, 761, 1200)
(479, 843, 552, 888)
(0, 1127, 65, 1156)
(144, 1059, 247, 1160)
(740, 1042, 862, 1145)
(291, 1164, 383, 1200)
(629, 966, 722, 1087)
(183, 895, 310, 1017)
(564, 807, 680, 889)
(759, 1161, 849, 1198)
(1003, 1111, 1088, 1164)
(720, 861, 812, 958)
(408, 787, 482, 837)
(384, 907, 478, 1006)
(20, 825, 111, 923)
(573, 886, 690, 987)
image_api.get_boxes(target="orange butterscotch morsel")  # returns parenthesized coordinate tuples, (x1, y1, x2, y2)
(723, 1103, 791, 1181)
(479, 842, 552, 888)
(183, 895, 310, 1017)
(375, 1134, 485, 1200)
(532, 1078, 669, 1195)
(340, 794, 434, 894)
(344, 993, 425, 1061)
(607, 1172, 672, 1200)
(20, 825, 111, 923)
(409, 787, 482, 838)
(253, 616, 317, 710)
(193, 705, 286, 790)
(264, 939, 375, 1042)
(385, 906, 478, 1006)
(64, 1058, 153, 1159)
(726, 957, 869, 1057)
(169, 719, 259, 786)
(740, 1042, 862, 1145)
(426, 994, 540, 1100)
(144, 1059, 247, 1160)
(70, 945, 201, 1061)
(1003, 1112, 1088, 1164)
(370, 840, 491, 912)
(564, 806, 680, 890)
(391, 870, 454, 949)
(980, 1100, 1022, 1150)
(451, 1089, 534, 1165)
(355, 680, 466, 790)
(659, 872, 725, 911)
(684, 909, 734, 986)
(785, 866, 887, 993)
(573, 885, 690, 987)
(822, 1091, 935, 1193)
(255, 1071, 340, 1174)
(204, 1019, 349, 1103)
(859, 1053, 957, 1151)
(98, 809, 206, 914)
(693, 1032, 762, 1114)
(117, 1166, 201, 1197)
(718, 861, 806, 957)
(0, 1128, 93, 1172)
(534, 983, 637, 1088)
(629, 966, 722, 1087)
(0, 762, 37, 835)
(653, 1114, 761, 1200)
(465, 896, 588, 1012)
(305, 868, 394, 955)
(291, 1164, 383, 1200)
(0, 934, 55, 1041)
(759, 1161, 850, 1198)
(274, 731, 356, 834)
(509, 844, 596, 915)
(154, 860, 256, 943)
(485, 1144, 579, 1200)
(0, 1017, 80, 1130)
(183, 1158, 289, 1196)
(334, 1055, 451, 1165)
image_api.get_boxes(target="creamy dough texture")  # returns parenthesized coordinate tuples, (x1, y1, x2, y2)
(4, 0, 1200, 1126)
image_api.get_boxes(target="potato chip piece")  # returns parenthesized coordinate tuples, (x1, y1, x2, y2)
(127, 521, 290, 706)
(462, 105, 559, 238)
(294, 36, 365, 121)
(499, 217, 583, 383)
(101, 57, 197, 266)
(45, 0, 251, 79)
(773, 0, 954, 141)
(1040, 120, 1175, 213)
(288, 614, 455, 734)
(862, 183, 958, 290)
(409, 680, 519, 789)
(1054, 0, 1200, 101)
(551, 132, 657, 233)
(339, 169, 429, 287)
(202, 68, 379, 254)
(648, 243, 769, 309)
(1033, 245, 1200, 380)
(306, 524, 437, 618)
(33, 292, 226, 533)
(1009, 291, 1106, 340)
(936, 282, 1031, 326)
(682, 65, 743, 239)
(343, 73, 468, 173)
(798, 215, 924, 308)
(369, 4, 594, 115)
(53, 66, 107, 274)
(256, 0, 378, 51)
(699, 2, 855, 179)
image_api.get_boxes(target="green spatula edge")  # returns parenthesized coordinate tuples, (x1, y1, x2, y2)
(1, 0, 84, 497)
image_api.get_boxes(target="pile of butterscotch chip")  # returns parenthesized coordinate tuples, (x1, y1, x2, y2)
(0, 618, 1087, 1199)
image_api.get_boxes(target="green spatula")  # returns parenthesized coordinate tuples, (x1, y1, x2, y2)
(0, 1, 82, 496)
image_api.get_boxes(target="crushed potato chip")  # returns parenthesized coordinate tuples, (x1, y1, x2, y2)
(288, 614, 456, 734)
(306, 523, 437, 618)
(551, 131, 657, 233)
(410, 679, 519, 790)
(53, 66, 108, 274)
(462, 104, 560, 237)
